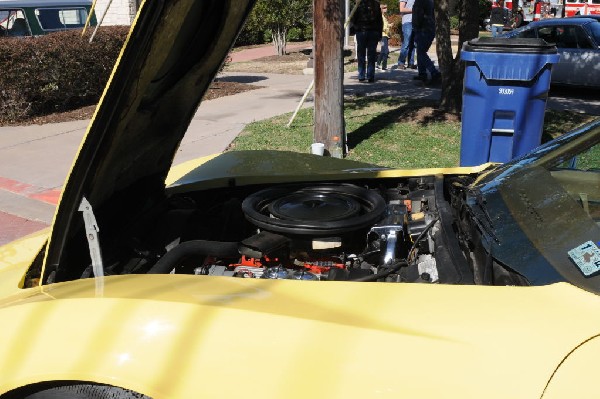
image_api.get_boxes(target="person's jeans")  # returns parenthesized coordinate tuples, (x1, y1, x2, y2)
(414, 29, 439, 78)
(398, 22, 415, 66)
(377, 36, 389, 69)
(356, 30, 381, 80)
(491, 25, 503, 37)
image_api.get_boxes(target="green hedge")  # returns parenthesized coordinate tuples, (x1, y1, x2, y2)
(0, 26, 128, 124)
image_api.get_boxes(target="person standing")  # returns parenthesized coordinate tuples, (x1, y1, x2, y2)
(490, 0, 505, 37)
(350, 0, 384, 82)
(396, 0, 416, 69)
(376, 3, 391, 70)
(412, 0, 441, 84)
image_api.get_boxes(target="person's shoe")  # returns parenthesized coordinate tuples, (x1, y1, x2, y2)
(358, 77, 365, 82)
(408, 64, 417, 69)
(413, 74, 427, 81)
(368, 78, 375, 83)
(375, 65, 381, 70)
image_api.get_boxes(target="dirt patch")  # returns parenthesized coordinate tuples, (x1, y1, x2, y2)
(348, 98, 459, 125)
(231, 41, 312, 52)
(22, 104, 98, 126)
(393, 98, 460, 124)
(7, 81, 259, 127)
(225, 51, 311, 75)
(406, 104, 460, 124)
(203, 80, 260, 101)
(226, 48, 358, 74)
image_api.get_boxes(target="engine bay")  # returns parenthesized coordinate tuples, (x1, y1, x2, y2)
(145, 177, 450, 283)
(37, 174, 530, 287)
(182, 180, 440, 283)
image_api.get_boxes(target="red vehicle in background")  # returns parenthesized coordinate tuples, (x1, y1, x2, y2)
(564, 0, 600, 16)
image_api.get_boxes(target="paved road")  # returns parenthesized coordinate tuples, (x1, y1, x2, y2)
(0, 42, 598, 246)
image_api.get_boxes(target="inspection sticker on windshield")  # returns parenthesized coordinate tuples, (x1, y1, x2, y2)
(568, 241, 600, 277)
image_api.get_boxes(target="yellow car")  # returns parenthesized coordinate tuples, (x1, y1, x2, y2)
(1, 0, 600, 398)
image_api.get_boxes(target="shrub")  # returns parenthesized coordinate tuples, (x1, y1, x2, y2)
(287, 27, 303, 41)
(0, 26, 128, 124)
(236, 23, 267, 46)
(303, 24, 313, 41)
(287, 24, 312, 42)
(263, 30, 272, 43)
(450, 15, 460, 31)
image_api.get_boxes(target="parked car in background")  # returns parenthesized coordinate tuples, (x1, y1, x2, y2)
(0, 0, 96, 37)
(499, 17, 600, 88)
(565, 0, 600, 17)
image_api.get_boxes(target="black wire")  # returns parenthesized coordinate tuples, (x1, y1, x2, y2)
(350, 260, 408, 282)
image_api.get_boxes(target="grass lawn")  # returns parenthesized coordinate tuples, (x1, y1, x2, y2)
(228, 96, 596, 169)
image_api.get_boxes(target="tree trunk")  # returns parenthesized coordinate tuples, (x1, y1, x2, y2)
(272, 26, 288, 55)
(435, 0, 480, 114)
(313, 0, 345, 157)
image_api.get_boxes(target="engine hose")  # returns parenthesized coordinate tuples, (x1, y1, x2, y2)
(351, 260, 408, 282)
(147, 240, 240, 274)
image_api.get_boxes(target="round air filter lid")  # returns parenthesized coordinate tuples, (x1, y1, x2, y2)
(242, 184, 386, 236)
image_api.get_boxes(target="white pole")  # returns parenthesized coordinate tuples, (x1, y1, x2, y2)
(89, 0, 115, 43)
(345, 0, 350, 46)
(286, 79, 314, 128)
(82, 0, 98, 35)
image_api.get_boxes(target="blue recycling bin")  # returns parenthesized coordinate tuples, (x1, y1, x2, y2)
(459, 38, 559, 166)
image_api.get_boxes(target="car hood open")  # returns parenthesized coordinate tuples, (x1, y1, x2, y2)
(41, 0, 256, 280)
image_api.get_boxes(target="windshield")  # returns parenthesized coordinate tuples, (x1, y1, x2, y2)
(587, 21, 600, 44)
(475, 120, 600, 293)
(544, 133, 600, 225)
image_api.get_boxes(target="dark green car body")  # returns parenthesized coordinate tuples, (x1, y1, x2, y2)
(0, 0, 96, 37)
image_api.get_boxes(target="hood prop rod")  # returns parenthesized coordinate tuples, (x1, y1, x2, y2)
(78, 197, 105, 295)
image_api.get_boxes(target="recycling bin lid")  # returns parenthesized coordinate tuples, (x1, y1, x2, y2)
(463, 37, 557, 54)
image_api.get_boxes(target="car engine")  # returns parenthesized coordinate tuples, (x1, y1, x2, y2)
(44, 173, 520, 287)
(133, 176, 469, 284)
(32, 168, 533, 289)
